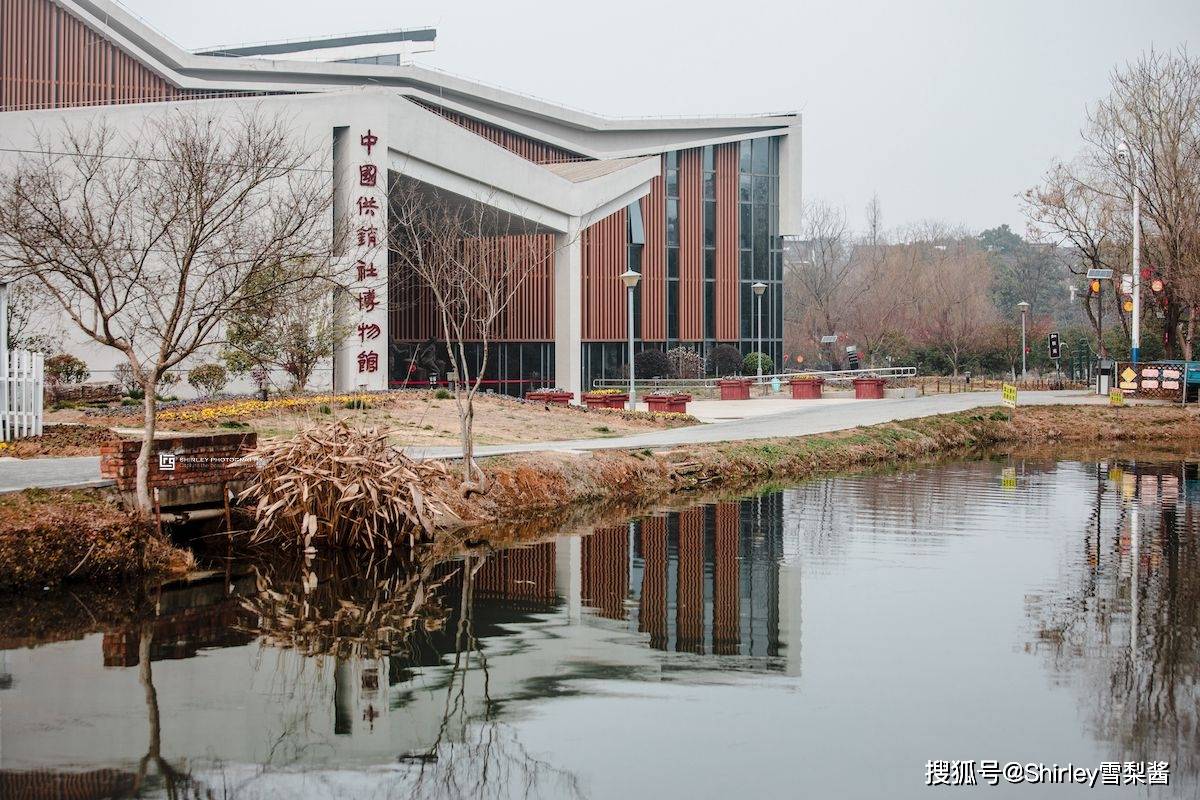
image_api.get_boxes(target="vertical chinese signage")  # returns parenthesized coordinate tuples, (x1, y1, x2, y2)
(347, 127, 387, 390)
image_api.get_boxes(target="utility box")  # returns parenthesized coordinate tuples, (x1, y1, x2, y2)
(1097, 358, 1114, 395)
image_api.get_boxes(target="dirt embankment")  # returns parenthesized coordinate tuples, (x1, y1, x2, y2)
(0, 489, 193, 590)
(462, 405, 1200, 525)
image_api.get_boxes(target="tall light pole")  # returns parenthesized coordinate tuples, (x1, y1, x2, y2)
(1118, 141, 1142, 364)
(620, 269, 641, 411)
(0, 282, 8, 443)
(1018, 301, 1030, 380)
(752, 281, 767, 384)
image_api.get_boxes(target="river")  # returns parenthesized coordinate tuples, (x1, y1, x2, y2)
(0, 455, 1196, 798)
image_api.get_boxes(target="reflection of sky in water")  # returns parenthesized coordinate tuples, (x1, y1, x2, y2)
(1, 456, 1198, 799)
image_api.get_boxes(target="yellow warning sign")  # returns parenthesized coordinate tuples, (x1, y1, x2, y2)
(1121, 367, 1137, 383)
(1001, 383, 1017, 408)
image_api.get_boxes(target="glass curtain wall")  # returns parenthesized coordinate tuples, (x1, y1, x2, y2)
(739, 138, 783, 370)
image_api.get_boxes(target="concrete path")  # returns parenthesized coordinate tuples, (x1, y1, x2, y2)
(0, 455, 107, 493)
(0, 390, 1106, 492)
(405, 389, 1106, 461)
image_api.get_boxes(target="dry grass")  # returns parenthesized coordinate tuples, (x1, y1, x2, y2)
(0, 488, 193, 590)
(460, 404, 1200, 528)
(239, 421, 465, 552)
(40, 390, 695, 456)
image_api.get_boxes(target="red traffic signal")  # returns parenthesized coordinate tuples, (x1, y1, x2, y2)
(1151, 278, 1164, 293)
(1141, 267, 1152, 280)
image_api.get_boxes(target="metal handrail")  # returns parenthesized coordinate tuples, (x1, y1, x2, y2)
(591, 366, 917, 390)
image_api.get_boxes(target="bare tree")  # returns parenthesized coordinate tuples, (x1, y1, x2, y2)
(389, 179, 559, 491)
(841, 196, 921, 365)
(0, 110, 336, 511)
(913, 239, 996, 376)
(786, 200, 854, 351)
(1027, 47, 1200, 358)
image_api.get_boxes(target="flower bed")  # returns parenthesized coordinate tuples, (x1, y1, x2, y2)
(789, 376, 824, 400)
(582, 391, 629, 410)
(718, 378, 752, 401)
(852, 377, 886, 400)
(644, 393, 692, 414)
(525, 389, 573, 406)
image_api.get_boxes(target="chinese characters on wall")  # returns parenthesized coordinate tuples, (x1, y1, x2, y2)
(351, 128, 386, 387)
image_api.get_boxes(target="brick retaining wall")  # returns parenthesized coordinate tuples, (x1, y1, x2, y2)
(99, 432, 257, 492)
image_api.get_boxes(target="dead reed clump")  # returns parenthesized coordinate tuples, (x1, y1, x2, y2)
(240, 421, 463, 552)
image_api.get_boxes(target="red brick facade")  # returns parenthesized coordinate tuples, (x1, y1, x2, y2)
(99, 432, 257, 492)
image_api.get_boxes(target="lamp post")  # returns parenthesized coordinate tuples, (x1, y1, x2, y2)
(752, 281, 767, 383)
(1017, 301, 1030, 381)
(0, 282, 7, 443)
(1118, 141, 1141, 364)
(620, 269, 641, 411)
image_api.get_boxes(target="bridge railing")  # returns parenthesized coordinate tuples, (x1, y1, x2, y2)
(591, 366, 918, 398)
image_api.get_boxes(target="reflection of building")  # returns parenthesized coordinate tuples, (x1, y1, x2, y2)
(0, 496, 801, 790)
(0, 0, 798, 397)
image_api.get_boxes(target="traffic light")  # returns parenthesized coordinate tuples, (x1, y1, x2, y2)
(1123, 299, 1134, 313)
(1048, 332, 1060, 360)
(1090, 279, 1102, 294)
(1151, 278, 1164, 293)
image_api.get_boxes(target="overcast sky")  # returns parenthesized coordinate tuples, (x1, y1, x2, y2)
(121, 0, 1197, 236)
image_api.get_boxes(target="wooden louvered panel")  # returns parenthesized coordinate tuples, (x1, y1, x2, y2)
(677, 148, 704, 341)
(639, 166, 667, 342)
(409, 98, 587, 165)
(581, 207, 629, 341)
(715, 143, 741, 342)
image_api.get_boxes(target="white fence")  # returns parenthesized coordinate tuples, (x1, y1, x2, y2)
(1, 349, 44, 441)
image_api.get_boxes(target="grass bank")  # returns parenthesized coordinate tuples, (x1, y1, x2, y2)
(463, 405, 1200, 525)
(0, 488, 194, 590)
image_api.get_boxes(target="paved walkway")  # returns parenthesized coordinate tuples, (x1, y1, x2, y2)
(0, 455, 108, 493)
(0, 390, 1106, 492)
(405, 389, 1105, 460)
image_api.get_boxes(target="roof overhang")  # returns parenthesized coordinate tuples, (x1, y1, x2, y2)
(55, 0, 798, 160)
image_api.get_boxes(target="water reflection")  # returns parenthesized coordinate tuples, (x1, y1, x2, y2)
(2, 456, 1200, 797)
(1025, 459, 1200, 782)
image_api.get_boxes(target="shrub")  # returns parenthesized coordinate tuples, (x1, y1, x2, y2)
(666, 346, 704, 379)
(433, 388, 452, 400)
(318, 404, 333, 415)
(343, 397, 371, 410)
(45, 353, 90, 386)
(634, 349, 674, 379)
(743, 352, 773, 375)
(113, 363, 179, 398)
(706, 344, 743, 377)
(187, 363, 228, 398)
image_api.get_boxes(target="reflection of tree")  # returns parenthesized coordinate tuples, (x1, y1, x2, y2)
(1026, 461, 1200, 780)
(129, 624, 205, 800)
(406, 554, 586, 800)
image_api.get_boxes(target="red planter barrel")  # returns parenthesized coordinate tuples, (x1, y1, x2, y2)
(645, 394, 692, 414)
(852, 377, 886, 400)
(526, 390, 574, 406)
(718, 379, 751, 401)
(788, 378, 824, 399)
(581, 392, 628, 409)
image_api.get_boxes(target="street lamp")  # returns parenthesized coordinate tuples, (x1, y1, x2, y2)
(1117, 140, 1142, 364)
(0, 281, 8, 444)
(752, 281, 767, 384)
(1017, 301, 1030, 381)
(620, 269, 641, 411)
